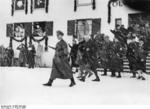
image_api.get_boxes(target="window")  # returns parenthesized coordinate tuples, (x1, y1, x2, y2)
(115, 18, 122, 29)
(77, 20, 92, 41)
(67, 18, 101, 41)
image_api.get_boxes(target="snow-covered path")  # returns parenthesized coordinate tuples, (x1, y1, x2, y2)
(0, 67, 150, 105)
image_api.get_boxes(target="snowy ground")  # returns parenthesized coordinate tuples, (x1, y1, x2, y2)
(0, 67, 150, 105)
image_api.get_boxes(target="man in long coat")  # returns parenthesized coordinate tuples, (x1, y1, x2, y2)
(7, 46, 14, 66)
(85, 35, 100, 81)
(28, 43, 36, 68)
(109, 39, 125, 77)
(17, 43, 28, 67)
(43, 31, 76, 87)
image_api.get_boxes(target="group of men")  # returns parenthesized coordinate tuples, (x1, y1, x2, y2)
(0, 42, 36, 68)
(69, 25, 148, 82)
(17, 42, 36, 68)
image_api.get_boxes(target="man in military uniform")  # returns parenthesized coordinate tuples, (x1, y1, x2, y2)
(109, 38, 125, 77)
(81, 34, 100, 82)
(43, 31, 76, 87)
(69, 37, 79, 73)
(100, 35, 112, 76)
(17, 43, 28, 67)
(126, 35, 139, 78)
(134, 39, 148, 80)
(28, 42, 36, 68)
(7, 46, 14, 66)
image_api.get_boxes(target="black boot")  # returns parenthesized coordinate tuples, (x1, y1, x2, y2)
(79, 76, 85, 82)
(88, 72, 93, 78)
(69, 77, 76, 87)
(111, 71, 116, 77)
(117, 72, 121, 78)
(141, 76, 146, 80)
(43, 79, 53, 86)
(101, 69, 107, 76)
(137, 76, 141, 79)
(92, 71, 100, 82)
(130, 71, 136, 78)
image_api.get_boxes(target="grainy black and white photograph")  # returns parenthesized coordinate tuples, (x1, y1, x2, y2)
(0, 0, 150, 107)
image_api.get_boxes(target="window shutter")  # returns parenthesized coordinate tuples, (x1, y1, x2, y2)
(6, 24, 13, 37)
(92, 18, 101, 35)
(46, 21, 53, 36)
(24, 22, 32, 37)
(67, 20, 75, 36)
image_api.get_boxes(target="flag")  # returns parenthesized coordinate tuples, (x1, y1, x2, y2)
(24, 23, 32, 37)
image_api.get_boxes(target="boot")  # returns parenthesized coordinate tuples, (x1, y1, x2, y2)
(92, 78, 100, 81)
(117, 72, 121, 78)
(130, 71, 136, 78)
(79, 76, 85, 82)
(137, 76, 141, 79)
(141, 76, 146, 80)
(111, 71, 116, 77)
(43, 79, 53, 86)
(101, 69, 107, 76)
(92, 71, 100, 82)
(69, 77, 76, 87)
(75, 68, 78, 73)
(88, 72, 93, 78)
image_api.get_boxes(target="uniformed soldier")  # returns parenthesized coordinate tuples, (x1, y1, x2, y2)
(43, 30, 76, 87)
(126, 36, 139, 78)
(109, 38, 125, 78)
(100, 35, 112, 76)
(79, 34, 100, 82)
(28, 43, 36, 68)
(17, 43, 28, 67)
(7, 46, 14, 66)
(134, 39, 148, 80)
(69, 37, 79, 73)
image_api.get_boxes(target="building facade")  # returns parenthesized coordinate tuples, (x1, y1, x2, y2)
(0, 0, 139, 67)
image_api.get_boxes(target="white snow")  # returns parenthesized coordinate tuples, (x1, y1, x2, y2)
(0, 67, 150, 105)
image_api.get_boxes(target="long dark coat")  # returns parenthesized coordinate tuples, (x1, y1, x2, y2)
(126, 42, 139, 71)
(98, 41, 112, 69)
(69, 44, 79, 67)
(50, 39, 73, 80)
(28, 45, 36, 68)
(85, 38, 98, 71)
(134, 46, 148, 72)
(109, 41, 124, 72)
(17, 45, 28, 66)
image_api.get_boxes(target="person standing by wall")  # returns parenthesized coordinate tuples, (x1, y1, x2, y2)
(7, 46, 14, 66)
(17, 43, 27, 67)
(28, 42, 36, 68)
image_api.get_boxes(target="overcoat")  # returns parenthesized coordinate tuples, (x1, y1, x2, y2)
(50, 39, 73, 80)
